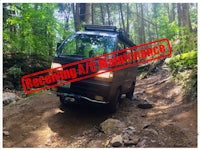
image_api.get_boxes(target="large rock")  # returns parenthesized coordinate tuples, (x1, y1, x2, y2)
(100, 119, 125, 135)
(122, 127, 140, 146)
(3, 92, 18, 105)
(110, 135, 123, 147)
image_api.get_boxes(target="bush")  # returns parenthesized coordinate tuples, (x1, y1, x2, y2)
(166, 51, 197, 71)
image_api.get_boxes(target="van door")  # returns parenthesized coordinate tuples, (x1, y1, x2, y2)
(116, 41, 130, 93)
(126, 49, 137, 88)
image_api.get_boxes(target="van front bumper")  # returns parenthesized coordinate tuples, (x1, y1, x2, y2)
(56, 79, 115, 104)
(57, 92, 108, 104)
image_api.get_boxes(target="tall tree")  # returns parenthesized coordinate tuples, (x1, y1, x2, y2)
(182, 3, 192, 31)
(126, 3, 130, 34)
(91, 3, 94, 24)
(119, 3, 125, 30)
(146, 4, 152, 42)
(171, 3, 176, 23)
(152, 3, 159, 39)
(106, 4, 111, 25)
(139, 3, 145, 43)
(135, 3, 140, 43)
(177, 3, 192, 34)
(100, 4, 105, 25)
(80, 3, 90, 23)
(72, 3, 80, 31)
(164, 3, 170, 22)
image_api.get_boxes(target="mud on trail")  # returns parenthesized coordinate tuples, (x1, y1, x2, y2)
(3, 66, 197, 147)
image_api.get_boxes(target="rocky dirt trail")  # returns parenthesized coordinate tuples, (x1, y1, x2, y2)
(3, 65, 197, 147)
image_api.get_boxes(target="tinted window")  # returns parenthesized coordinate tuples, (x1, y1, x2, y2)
(59, 34, 115, 58)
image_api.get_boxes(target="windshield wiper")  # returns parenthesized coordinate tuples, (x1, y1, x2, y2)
(68, 54, 86, 58)
(59, 54, 87, 58)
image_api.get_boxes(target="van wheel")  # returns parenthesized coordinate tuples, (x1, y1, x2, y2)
(107, 88, 121, 113)
(126, 82, 135, 99)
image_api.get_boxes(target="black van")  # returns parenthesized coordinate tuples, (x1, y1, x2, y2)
(51, 25, 137, 112)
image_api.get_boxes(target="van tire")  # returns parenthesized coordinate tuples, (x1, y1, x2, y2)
(107, 88, 121, 113)
(126, 82, 135, 99)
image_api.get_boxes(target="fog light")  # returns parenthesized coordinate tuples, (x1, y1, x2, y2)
(95, 95, 104, 101)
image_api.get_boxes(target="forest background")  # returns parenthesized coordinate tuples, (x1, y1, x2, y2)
(2, 3, 197, 94)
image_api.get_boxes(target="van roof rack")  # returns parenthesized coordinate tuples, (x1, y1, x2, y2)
(84, 25, 136, 47)
(84, 25, 117, 32)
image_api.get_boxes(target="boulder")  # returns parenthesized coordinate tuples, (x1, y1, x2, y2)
(3, 92, 18, 105)
(100, 119, 125, 135)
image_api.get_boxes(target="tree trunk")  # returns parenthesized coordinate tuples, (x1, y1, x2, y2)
(177, 3, 182, 28)
(72, 3, 80, 31)
(65, 4, 71, 30)
(171, 3, 176, 23)
(153, 3, 159, 18)
(119, 3, 125, 30)
(146, 4, 152, 42)
(100, 4, 105, 25)
(135, 4, 140, 43)
(182, 3, 192, 31)
(152, 3, 159, 39)
(91, 3, 94, 24)
(164, 4, 170, 22)
(106, 4, 111, 25)
(126, 3, 130, 35)
(139, 3, 145, 43)
(80, 3, 90, 23)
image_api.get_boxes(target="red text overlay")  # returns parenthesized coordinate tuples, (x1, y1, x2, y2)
(21, 38, 172, 94)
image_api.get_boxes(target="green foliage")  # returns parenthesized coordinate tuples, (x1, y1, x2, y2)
(2, 3, 198, 94)
(3, 3, 59, 56)
(152, 6, 179, 40)
(166, 51, 197, 71)
(172, 28, 197, 54)
(8, 65, 24, 78)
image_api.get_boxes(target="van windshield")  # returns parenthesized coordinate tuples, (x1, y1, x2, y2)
(58, 34, 115, 58)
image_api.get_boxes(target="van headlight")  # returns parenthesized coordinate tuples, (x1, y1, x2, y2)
(94, 70, 113, 82)
(51, 62, 63, 71)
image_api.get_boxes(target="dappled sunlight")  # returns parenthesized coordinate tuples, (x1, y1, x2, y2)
(29, 125, 54, 147)
(147, 110, 165, 117)
(3, 2, 197, 148)
(159, 119, 174, 127)
(41, 108, 63, 121)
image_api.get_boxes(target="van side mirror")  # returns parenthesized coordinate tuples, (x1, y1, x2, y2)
(57, 42, 61, 50)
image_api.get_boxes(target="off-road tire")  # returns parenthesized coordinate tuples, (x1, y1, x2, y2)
(107, 88, 121, 113)
(126, 82, 135, 100)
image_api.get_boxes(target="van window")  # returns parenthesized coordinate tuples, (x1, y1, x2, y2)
(59, 34, 115, 58)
